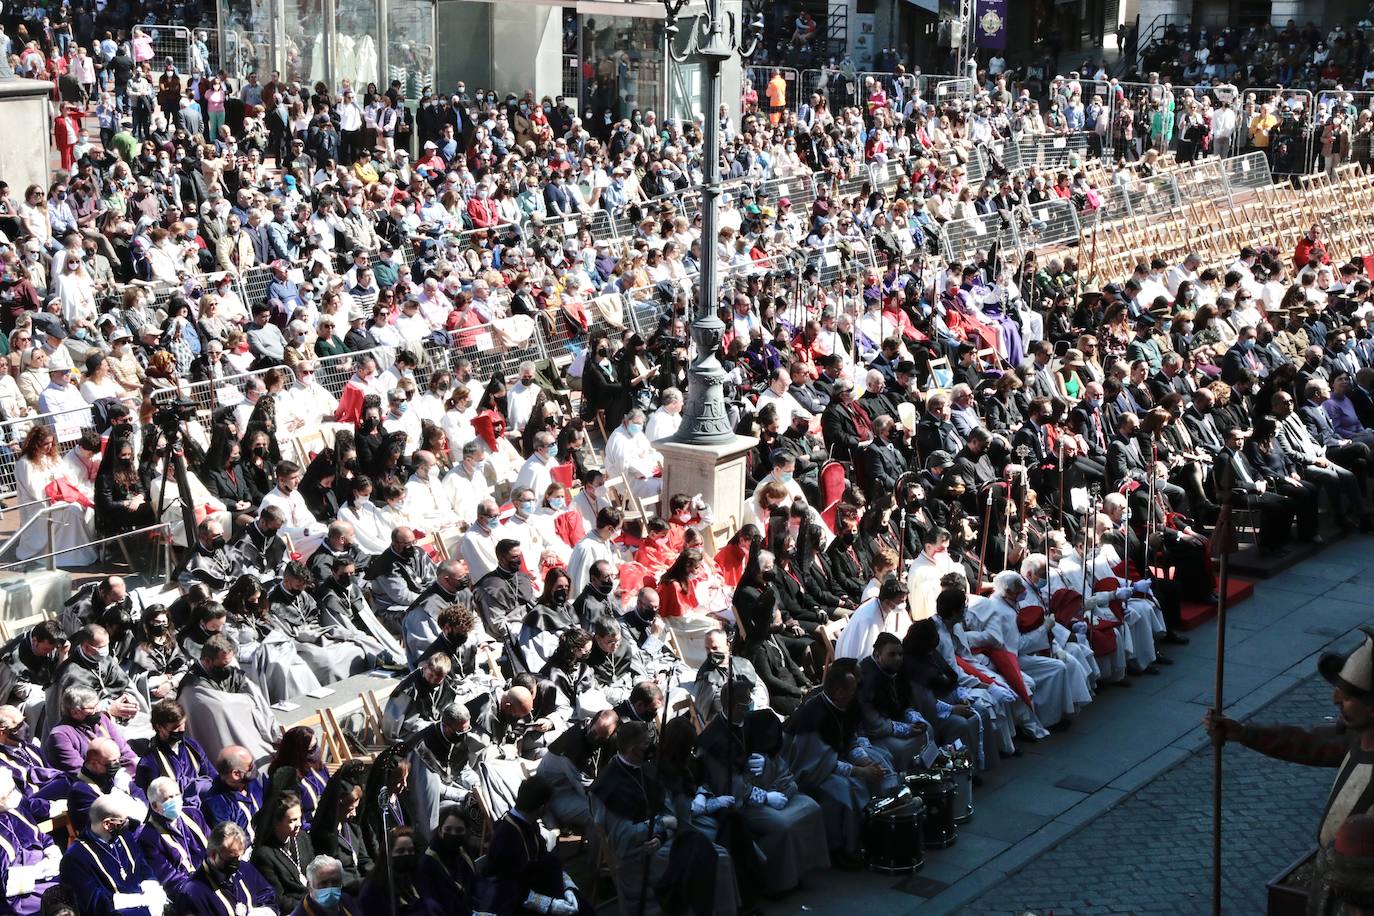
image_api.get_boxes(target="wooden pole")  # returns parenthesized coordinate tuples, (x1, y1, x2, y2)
(1210, 500, 1236, 916)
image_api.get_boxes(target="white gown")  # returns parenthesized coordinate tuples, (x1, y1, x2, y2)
(964, 594, 1076, 728)
(15, 456, 98, 566)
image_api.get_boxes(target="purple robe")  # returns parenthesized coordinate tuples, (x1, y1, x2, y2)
(0, 803, 59, 915)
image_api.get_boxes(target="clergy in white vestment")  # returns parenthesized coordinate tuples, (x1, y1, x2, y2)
(962, 572, 1081, 729)
(566, 509, 621, 598)
(573, 476, 613, 533)
(1012, 561, 1100, 694)
(277, 361, 339, 435)
(504, 364, 543, 432)
(834, 578, 913, 661)
(382, 389, 423, 457)
(442, 441, 494, 527)
(906, 529, 959, 620)
(604, 409, 662, 501)
(257, 460, 326, 556)
(458, 500, 502, 582)
(1059, 532, 1164, 675)
(645, 388, 684, 442)
(512, 432, 557, 503)
(402, 452, 461, 537)
(755, 368, 815, 431)
(178, 634, 282, 764)
(498, 488, 562, 584)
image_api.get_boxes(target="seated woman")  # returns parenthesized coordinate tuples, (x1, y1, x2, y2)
(249, 790, 315, 914)
(262, 726, 331, 832)
(360, 826, 445, 916)
(16, 424, 98, 567)
(309, 760, 373, 896)
(658, 541, 733, 668)
(93, 431, 157, 539)
(713, 524, 761, 588)
(298, 448, 341, 523)
(414, 803, 478, 910)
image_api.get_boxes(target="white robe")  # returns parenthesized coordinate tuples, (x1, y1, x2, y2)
(15, 456, 98, 566)
(906, 550, 959, 620)
(604, 427, 663, 500)
(963, 594, 1076, 728)
(833, 597, 912, 661)
(259, 486, 325, 556)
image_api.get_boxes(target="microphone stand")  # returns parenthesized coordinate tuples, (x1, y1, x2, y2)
(377, 783, 399, 916)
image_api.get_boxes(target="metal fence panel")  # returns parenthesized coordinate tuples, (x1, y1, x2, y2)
(1221, 151, 1273, 190)
(940, 213, 1020, 266)
(144, 24, 193, 74)
(1018, 197, 1082, 250)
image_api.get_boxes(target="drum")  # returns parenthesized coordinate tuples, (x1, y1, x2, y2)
(862, 793, 926, 874)
(905, 772, 957, 848)
(941, 757, 974, 824)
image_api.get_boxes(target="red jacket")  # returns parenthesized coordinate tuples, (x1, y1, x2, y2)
(1294, 235, 1330, 272)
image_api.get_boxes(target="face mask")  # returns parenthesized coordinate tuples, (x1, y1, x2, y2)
(519, 500, 536, 516)
(391, 852, 417, 872)
(313, 887, 343, 907)
(707, 650, 726, 667)
(253, 445, 269, 458)
(219, 857, 241, 877)
(161, 797, 183, 820)
(91, 644, 110, 659)
(549, 497, 566, 511)
(628, 423, 643, 436)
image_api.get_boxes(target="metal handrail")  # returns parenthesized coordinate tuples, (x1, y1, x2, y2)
(0, 505, 59, 565)
(0, 521, 173, 573)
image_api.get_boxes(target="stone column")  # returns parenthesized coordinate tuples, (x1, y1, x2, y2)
(0, 80, 54, 192)
(657, 435, 757, 534)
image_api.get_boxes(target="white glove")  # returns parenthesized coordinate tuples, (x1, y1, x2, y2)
(709, 795, 736, 813)
(112, 894, 147, 911)
(903, 709, 922, 725)
(549, 900, 577, 916)
(988, 683, 1018, 705)
(4, 865, 35, 897)
(1133, 578, 1153, 595)
(748, 785, 768, 806)
(765, 791, 788, 810)
(1072, 621, 1088, 637)
(853, 736, 872, 749)
(893, 721, 913, 737)
(140, 881, 168, 910)
(691, 793, 708, 817)
(955, 686, 973, 702)
(1114, 586, 1132, 601)
(525, 891, 555, 914)
(746, 753, 766, 775)
(850, 746, 873, 765)
(113, 768, 132, 792)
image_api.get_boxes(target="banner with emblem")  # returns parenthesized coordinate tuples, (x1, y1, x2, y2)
(974, 0, 1008, 49)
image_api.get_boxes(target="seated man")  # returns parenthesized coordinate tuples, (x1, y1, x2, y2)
(402, 559, 473, 668)
(202, 746, 265, 848)
(43, 684, 137, 776)
(0, 704, 66, 818)
(230, 505, 291, 580)
(0, 621, 65, 729)
(405, 702, 485, 844)
(587, 618, 649, 711)
(477, 775, 591, 915)
(139, 775, 211, 895)
(781, 659, 894, 864)
(179, 635, 283, 763)
(63, 736, 149, 834)
(266, 561, 370, 685)
(179, 518, 240, 593)
(856, 633, 933, 767)
(692, 628, 768, 722)
(258, 460, 328, 557)
(135, 698, 215, 809)
(382, 652, 468, 741)
(175, 821, 278, 915)
(365, 527, 438, 633)
(535, 709, 618, 832)
(696, 691, 830, 896)
(62, 794, 166, 916)
(0, 767, 62, 911)
(473, 538, 538, 651)
(605, 409, 663, 500)
(418, 603, 500, 680)
(45, 624, 142, 740)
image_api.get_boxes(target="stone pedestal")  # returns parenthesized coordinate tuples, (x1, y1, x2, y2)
(0, 79, 53, 193)
(658, 434, 758, 534)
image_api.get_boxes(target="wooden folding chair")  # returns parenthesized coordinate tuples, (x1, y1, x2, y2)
(0, 611, 51, 643)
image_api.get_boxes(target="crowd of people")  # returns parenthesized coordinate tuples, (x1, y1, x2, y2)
(0, 4, 1373, 914)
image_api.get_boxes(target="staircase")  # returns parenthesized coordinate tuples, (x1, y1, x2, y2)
(825, 5, 847, 62)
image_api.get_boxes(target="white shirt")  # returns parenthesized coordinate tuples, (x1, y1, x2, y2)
(605, 426, 662, 482)
(505, 380, 542, 432)
(645, 406, 681, 442)
(458, 524, 500, 581)
(278, 379, 338, 432)
(443, 464, 492, 525)
(567, 531, 617, 597)
(383, 409, 423, 456)
(38, 380, 92, 441)
(513, 452, 554, 502)
(404, 472, 457, 532)
(259, 486, 324, 540)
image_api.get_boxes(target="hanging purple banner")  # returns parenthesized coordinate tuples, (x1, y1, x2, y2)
(974, 0, 1008, 49)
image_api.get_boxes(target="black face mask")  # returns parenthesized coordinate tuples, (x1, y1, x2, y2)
(219, 857, 241, 877)
(706, 650, 726, 667)
(167, 729, 186, 744)
(252, 445, 268, 458)
(391, 852, 417, 872)
(551, 587, 569, 604)
(206, 664, 234, 683)
(434, 833, 467, 856)
(147, 622, 168, 635)
(596, 346, 609, 358)
(209, 536, 226, 551)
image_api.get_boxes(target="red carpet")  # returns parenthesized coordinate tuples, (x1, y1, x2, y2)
(1179, 577, 1255, 630)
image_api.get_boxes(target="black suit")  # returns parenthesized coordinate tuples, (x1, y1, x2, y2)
(1183, 406, 1225, 456)
(821, 399, 871, 463)
(1350, 385, 1374, 430)
(860, 438, 908, 501)
(1214, 446, 1294, 548)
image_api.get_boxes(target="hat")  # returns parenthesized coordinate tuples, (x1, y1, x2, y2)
(1135, 313, 1157, 327)
(31, 313, 66, 341)
(925, 450, 955, 471)
(47, 348, 74, 372)
(895, 359, 917, 375)
(1320, 627, 1374, 700)
(109, 327, 132, 342)
(1063, 348, 1086, 368)
(778, 197, 791, 207)
(423, 141, 438, 150)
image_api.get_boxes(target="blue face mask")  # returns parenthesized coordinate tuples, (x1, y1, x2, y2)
(161, 798, 183, 820)
(780, 471, 794, 482)
(628, 423, 643, 436)
(549, 496, 567, 511)
(312, 887, 343, 907)
(519, 500, 536, 516)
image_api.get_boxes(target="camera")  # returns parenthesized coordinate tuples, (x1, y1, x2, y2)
(154, 399, 197, 431)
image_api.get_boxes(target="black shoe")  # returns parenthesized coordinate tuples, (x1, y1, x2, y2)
(1306, 534, 1327, 545)
(1143, 663, 1161, 675)
(1109, 677, 1134, 687)
(1126, 661, 1144, 676)
(1154, 654, 1175, 666)
(1163, 631, 1191, 645)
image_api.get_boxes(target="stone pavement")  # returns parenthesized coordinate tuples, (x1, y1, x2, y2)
(757, 535, 1374, 916)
